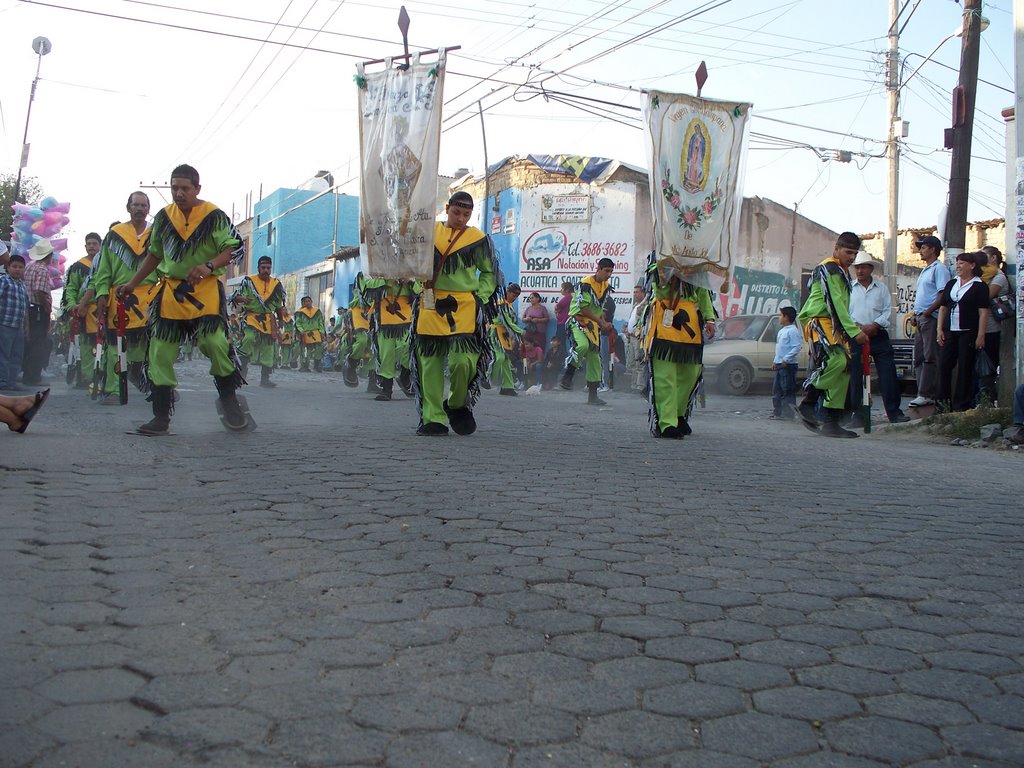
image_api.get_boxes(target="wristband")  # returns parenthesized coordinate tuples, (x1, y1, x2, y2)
(205, 261, 216, 271)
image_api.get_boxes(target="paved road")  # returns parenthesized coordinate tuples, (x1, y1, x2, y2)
(3, 361, 1023, 767)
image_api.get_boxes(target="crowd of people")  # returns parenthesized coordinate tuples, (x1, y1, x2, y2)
(2, 171, 1022, 440)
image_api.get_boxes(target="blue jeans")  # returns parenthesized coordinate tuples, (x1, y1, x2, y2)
(0, 323, 25, 388)
(771, 364, 796, 416)
(1014, 383, 1024, 425)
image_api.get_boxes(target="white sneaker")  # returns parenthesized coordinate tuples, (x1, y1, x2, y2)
(908, 396, 934, 407)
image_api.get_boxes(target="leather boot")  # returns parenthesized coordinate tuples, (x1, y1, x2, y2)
(820, 408, 858, 438)
(260, 366, 276, 388)
(366, 372, 383, 394)
(138, 385, 172, 435)
(397, 367, 414, 396)
(215, 375, 248, 430)
(559, 365, 576, 391)
(587, 381, 606, 406)
(375, 377, 393, 401)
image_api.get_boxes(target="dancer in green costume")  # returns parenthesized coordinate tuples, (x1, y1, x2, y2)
(560, 258, 615, 406)
(118, 164, 250, 435)
(796, 231, 869, 438)
(364, 276, 419, 401)
(490, 282, 524, 396)
(80, 193, 156, 404)
(231, 255, 286, 387)
(639, 253, 716, 438)
(411, 191, 499, 436)
(64, 233, 103, 390)
(294, 296, 326, 372)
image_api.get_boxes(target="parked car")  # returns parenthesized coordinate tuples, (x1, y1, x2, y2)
(703, 314, 808, 396)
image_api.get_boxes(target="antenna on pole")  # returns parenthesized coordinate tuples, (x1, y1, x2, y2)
(695, 61, 708, 97)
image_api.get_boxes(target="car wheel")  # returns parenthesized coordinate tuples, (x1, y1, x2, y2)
(718, 359, 753, 396)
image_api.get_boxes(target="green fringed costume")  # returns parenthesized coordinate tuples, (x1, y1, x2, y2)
(640, 255, 715, 438)
(61, 256, 99, 386)
(145, 201, 243, 388)
(365, 277, 419, 386)
(341, 273, 373, 379)
(566, 275, 612, 383)
(89, 222, 157, 395)
(231, 273, 286, 369)
(277, 313, 296, 368)
(294, 305, 326, 371)
(490, 296, 524, 390)
(411, 221, 499, 432)
(797, 255, 860, 409)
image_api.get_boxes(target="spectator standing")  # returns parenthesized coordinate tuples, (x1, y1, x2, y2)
(846, 253, 910, 426)
(521, 292, 550, 349)
(553, 281, 573, 350)
(0, 255, 29, 391)
(625, 284, 648, 394)
(978, 245, 1010, 404)
(22, 239, 55, 387)
(908, 235, 951, 407)
(936, 252, 990, 412)
(769, 306, 801, 419)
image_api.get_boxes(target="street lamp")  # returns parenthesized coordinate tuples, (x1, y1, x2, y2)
(12, 36, 53, 209)
(899, 15, 990, 93)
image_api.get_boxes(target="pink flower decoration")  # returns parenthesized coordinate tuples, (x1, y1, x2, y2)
(670, 195, 681, 208)
(702, 200, 713, 215)
(661, 179, 669, 189)
(683, 209, 698, 225)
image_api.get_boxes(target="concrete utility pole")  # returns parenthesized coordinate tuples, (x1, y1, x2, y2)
(944, 0, 983, 266)
(1015, 0, 1023, 382)
(885, 0, 901, 327)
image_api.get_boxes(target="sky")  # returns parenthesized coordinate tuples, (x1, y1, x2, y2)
(0, 0, 1016, 266)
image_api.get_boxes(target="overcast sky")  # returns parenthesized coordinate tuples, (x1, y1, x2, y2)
(1, 0, 1014, 264)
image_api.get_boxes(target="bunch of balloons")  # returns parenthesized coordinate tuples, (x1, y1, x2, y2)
(9, 196, 71, 288)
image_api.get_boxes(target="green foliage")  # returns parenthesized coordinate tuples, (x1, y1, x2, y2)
(924, 406, 1013, 439)
(0, 172, 45, 244)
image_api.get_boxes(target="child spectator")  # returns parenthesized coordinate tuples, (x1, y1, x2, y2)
(521, 338, 544, 388)
(770, 306, 801, 419)
(0, 255, 29, 391)
(542, 336, 564, 390)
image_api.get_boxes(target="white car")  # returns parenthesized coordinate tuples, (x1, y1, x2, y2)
(703, 314, 808, 396)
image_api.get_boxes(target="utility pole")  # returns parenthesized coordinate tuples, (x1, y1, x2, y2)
(1015, 0, 1023, 383)
(885, 0, 901, 327)
(944, 0, 984, 266)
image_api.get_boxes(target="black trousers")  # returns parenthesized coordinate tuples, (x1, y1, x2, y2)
(938, 330, 978, 412)
(21, 304, 50, 384)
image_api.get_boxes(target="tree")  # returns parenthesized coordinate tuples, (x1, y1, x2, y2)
(0, 172, 45, 244)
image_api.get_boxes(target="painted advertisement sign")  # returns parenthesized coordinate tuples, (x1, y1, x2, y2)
(517, 183, 638, 324)
(541, 194, 591, 223)
(721, 266, 797, 318)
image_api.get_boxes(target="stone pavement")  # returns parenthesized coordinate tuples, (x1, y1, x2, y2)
(2, 361, 1023, 768)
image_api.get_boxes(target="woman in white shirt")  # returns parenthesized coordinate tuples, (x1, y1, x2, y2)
(937, 252, 991, 412)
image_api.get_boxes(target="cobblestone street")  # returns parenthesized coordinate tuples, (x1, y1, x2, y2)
(3, 361, 1023, 767)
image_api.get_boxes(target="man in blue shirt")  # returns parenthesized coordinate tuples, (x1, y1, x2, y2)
(0, 254, 30, 391)
(847, 252, 910, 426)
(769, 305, 801, 419)
(909, 235, 950, 407)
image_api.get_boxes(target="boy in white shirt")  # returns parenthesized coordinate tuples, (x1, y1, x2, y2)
(770, 306, 801, 419)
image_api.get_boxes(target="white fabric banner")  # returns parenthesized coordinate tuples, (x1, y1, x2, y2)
(356, 52, 446, 279)
(643, 91, 750, 293)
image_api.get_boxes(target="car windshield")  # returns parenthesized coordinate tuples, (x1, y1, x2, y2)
(718, 315, 770, 341)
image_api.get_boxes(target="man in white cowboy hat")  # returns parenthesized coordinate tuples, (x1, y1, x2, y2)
(847, 250, 910, 427)
(21, 238, 55, 386)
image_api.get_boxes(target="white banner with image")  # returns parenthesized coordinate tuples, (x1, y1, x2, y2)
(643, 91, 750, 293)
(356, 52, 446, 279)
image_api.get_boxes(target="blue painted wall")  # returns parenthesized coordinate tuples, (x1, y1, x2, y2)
(250, 189, 359, 275)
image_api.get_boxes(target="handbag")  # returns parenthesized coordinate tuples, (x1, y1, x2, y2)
(991, 293, 1015, 322)
(974, 350, 996, 378)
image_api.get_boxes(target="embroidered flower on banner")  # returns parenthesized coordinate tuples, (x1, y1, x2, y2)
(661, 168, 722, 232)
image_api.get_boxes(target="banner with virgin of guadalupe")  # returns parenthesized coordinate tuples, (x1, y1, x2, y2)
(642, 91, 751, 293)
(355, 51, 446, 279)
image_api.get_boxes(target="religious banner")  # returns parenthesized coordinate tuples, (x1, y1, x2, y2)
(642, 91, 751, 293)
(355, 51, 446, 279)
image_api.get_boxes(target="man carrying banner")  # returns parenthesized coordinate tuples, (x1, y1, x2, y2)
(411, 191, 499, 436)
(82, 193, 156, 404)
(796, 231, 869, 438)
(294, 295, 326, 372)
(231, 256, 286, 388)
(639, 254, 716, 438)
(560, 258, 615, 406)
(117, 164, 251, 435)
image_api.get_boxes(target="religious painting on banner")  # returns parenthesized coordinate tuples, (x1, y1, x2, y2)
(355, 52, 446, 280)
(642, 91, 751, 294)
